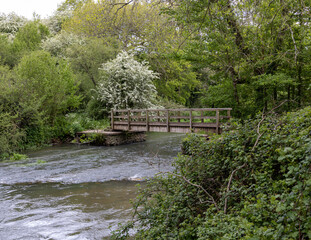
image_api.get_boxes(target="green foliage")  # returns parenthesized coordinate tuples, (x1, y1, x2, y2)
(113, 107, 311, 239)
(12, 21, 49, 52)
(163, 0, 311, 114)
(0, 65, 25, 157)
(96, 51, 159, 110)
(65, 37, 119, 100)
(42, 34, 119, 103)
(62, 0, 181, 52)
(0, 49, 82, 157)
(85, 96, 109, 119)
(16, 50, 81, 122)
(148, 55, 200, 106)
(9, 153, 28, 161)
(0, 112, 25, 159)
(65, 113, 110, 135)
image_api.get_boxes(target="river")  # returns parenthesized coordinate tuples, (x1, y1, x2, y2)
(0, 133, 184, 240)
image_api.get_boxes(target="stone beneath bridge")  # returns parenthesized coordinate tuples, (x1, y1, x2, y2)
(75, 130, 146, 146)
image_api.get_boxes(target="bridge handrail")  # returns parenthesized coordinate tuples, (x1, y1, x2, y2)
(113, 108, 232, 113)
(111, 108, 232, 134)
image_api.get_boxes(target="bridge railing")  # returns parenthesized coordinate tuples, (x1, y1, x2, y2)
(111, 108, 232, 134)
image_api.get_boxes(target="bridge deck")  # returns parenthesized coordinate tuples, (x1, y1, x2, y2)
(111, 108, 232, 134)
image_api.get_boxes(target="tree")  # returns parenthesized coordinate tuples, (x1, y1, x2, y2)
(0, 65, 23, 156)
(12, 21, 49, 52)
(96, 51, 158, 110)
(41, 31, 86, 57)
(63, 0, 199, 106)
(65, 37, 119, 91)
(62, 0, 182, 52)
(147, 54, 199, 106)
(0, 13, 27, 36)
(163, 0, 311, 115)
(43, 34, 119, 102)
(16, 50, 81, 122)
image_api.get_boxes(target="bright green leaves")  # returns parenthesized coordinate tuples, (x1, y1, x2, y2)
(163, 0, 311, 114)
(150, 56, 199, 106)
(16, 50, 81, 122)
(12, 21, 49, 52)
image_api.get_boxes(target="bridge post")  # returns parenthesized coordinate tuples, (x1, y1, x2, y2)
(190, 110, 192, 131)
(111, 109, 114, 130)
(166, 110, 170, 132)
(201, 110, 204, 123)
(127, 110, 130, 131)
(216, 110, 220, 134)
(146, 110, 149, 132)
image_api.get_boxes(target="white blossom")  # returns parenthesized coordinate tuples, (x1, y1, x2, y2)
(96, 51, 159, 110)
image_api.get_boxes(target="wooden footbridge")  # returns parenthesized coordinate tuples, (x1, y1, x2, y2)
(111, 108, 232, 134)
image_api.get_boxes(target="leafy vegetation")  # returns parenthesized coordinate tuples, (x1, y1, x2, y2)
(113, 107, 311, 239)
(96, 51, 158, 110)
(0, 0, 310, 237)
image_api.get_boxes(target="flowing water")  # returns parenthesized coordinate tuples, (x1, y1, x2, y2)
(0, 133, 184, 240)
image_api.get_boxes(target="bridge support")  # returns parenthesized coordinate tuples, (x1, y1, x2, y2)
(75, 130, 146, 146)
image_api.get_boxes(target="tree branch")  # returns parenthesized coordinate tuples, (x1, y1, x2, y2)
(171, 172, 219, 211)
(251, 100, 290, 151)
(224, 163, 247, 214)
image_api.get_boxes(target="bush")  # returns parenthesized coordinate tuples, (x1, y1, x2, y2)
(113, 107, 311, 239)
(0, 112, 25, 158)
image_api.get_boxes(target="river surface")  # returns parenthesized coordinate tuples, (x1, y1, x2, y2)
(0, 133, 184, 240)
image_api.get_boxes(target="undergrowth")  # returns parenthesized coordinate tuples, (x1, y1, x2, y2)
(112, 107, 311, 239)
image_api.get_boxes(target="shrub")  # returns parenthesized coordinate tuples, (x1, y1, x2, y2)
(113, 107, 311, 239)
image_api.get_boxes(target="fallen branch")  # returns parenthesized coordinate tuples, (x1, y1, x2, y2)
(171, 172, 219, 211)
(224, 163, 247, 214)
(252, 100, 290, 151)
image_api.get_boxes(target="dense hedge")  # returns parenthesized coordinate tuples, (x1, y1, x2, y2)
(113, 107, 311, 239)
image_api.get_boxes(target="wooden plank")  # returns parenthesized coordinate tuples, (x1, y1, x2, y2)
(129, 115, 146, 119)
(114, 121, 218, 127)
(114, 109, 130, 113)
(149, 116, 167, 120)
(113, 115, 128, 119)
(192, 116, 216, 120)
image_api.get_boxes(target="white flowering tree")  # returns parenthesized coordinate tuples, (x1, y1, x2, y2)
(0, 13, 27, 36)
(96, 51, 158, 110)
